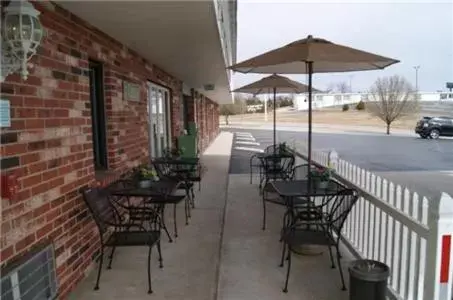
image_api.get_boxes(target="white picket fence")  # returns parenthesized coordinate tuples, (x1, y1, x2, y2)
(292, 141, 453, 300)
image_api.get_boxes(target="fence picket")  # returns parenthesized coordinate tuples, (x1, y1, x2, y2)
(293, 146, 453, 300)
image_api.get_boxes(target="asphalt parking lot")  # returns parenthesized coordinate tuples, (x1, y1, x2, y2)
(227, 128, 453, 199)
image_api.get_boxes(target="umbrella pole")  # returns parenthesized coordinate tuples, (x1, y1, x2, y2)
(307, 62, 313, 189)
(273, 86, 277, 148)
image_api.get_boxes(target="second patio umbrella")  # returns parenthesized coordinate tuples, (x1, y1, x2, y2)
(233, 74, 321, 147)
(229, 35, 399, 186)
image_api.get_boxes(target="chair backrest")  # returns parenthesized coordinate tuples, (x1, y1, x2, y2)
(262, 153, 294, 171)
(280, 155, 295, 173)
(328, 189, 359, 236)
(292, 164, 309, 180)
(152, 161, 172, 177)
(264, 144, 289, 155)
(81, 187, 119, 234)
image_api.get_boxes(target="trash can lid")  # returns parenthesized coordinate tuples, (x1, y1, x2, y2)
(348, 259, 390, 282)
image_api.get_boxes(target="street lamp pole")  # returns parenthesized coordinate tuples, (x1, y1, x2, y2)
(413, 66, 420, 91)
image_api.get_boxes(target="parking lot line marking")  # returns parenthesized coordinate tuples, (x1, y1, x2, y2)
(236, 136, 256, 142)
(235, 132, 253, 137)
(235, 141, 261, 146)
(234, 146, 264, 153)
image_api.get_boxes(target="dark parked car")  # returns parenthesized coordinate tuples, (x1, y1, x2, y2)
(415, 116, 453, 139)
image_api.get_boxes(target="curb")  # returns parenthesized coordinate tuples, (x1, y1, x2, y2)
(220, 124, 414, 137)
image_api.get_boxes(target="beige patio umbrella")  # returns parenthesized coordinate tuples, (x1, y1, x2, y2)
(228, 35, 399, 187)
(233, 74, 322, 146)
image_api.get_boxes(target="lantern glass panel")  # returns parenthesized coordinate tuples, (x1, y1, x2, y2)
(20, 15, 33, 40)
(32, 17, 43, 41)
(4, 15, 20, 40)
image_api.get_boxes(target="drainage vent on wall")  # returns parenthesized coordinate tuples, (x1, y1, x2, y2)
(1, 244, 58, 300)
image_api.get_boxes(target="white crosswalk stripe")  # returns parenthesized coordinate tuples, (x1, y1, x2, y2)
(235, 140, 261, 146)
(235, 132, 253, 137)
(234, 146, 264, 153)
(233, 132, 263, 153)
(440, 171, 453, 177)
(236, 136, 256, 141)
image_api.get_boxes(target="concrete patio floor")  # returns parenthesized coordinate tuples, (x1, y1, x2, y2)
(69, 132, 352, 300)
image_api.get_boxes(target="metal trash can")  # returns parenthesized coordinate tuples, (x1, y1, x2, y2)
(349, 259, 390, 300)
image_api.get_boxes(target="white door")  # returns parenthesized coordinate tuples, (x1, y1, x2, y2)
(147, 82, 171, 158)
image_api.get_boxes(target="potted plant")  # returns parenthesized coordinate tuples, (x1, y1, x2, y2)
(138, 167, 158, 188)
(278, 142, 287, 154)
(310, 166, 333, 189)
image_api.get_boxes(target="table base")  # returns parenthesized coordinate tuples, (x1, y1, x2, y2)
(293, 245, 324, 256)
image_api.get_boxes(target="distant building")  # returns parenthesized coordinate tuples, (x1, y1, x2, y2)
(293, 91, 453, 111)
(246, 104, 264, 113)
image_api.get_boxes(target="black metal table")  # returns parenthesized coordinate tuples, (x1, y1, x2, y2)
(109, 179, 185, 242)
(269, 179, 344, 198)
(269, 179, 346, 241)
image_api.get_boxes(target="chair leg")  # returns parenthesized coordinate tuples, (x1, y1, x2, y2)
(190, 186, 195, 208)
(335, 246, 347, 291)
(198, 181, 201, 191)
(328, 246, 335, 269)
(94, 245, 104, 290)
(173, 204, 178, 238)
(283, 250, 292, 293)
(107, 246, 116, 269)
(157, 241, 163, 268)
(187, 195, 192, 219)
(147, 246, 153, 294)
(279, 241, 286, 267)
(184, 197, 189, 225)
(160, 206, 173, 243)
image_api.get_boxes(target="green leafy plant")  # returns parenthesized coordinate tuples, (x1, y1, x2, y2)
(355, 100, 365, 110)
(278, 142, 287, 151)
(342, 104, 350, 111)
(310, 166, 333, 181)
(139, 167, 156, 180)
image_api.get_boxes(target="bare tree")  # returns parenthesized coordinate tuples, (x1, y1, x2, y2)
(336, 81, 351, 93)
(325, 83, 336, 93)
(367, 75, 419, 135)
(219, 104, 235, 125)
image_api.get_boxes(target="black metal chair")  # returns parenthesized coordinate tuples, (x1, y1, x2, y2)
(277, 163, 311, 240)
(260, 160, 302, 232)
(250, 144, 288, 187)
(153, 160, 195, 222)
(106, 177, 186, 242)
(280, 188, 359, 293)
(81, 186, 163, 294)
(260, 153, 295, 189)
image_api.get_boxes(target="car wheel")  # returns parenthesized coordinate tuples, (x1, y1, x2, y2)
(419, 134, 428, 139)
(429, 129, 440, 139)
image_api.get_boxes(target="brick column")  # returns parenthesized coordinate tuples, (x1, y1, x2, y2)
(188, 89, 196, 122)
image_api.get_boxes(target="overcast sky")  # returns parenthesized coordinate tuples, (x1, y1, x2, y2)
(233, 0, 453, 93)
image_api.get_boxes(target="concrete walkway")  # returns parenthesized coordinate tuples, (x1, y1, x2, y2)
(69, 132, 348, 300)
(218, 174, 350, 300)
(69, 132, 233, 300)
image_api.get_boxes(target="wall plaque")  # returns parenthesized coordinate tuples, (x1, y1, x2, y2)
(123, 81, 140, 102)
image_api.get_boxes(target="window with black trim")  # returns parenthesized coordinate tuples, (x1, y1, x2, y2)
(88, 60, 108, 170)
(0, 244, 58, 300)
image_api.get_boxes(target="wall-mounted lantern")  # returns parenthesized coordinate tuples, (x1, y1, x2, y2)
(1, 0, 44, 82)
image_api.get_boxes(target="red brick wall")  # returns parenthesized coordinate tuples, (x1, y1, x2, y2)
(0, 2, 219, 299)
(191, 91, 219, 152)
